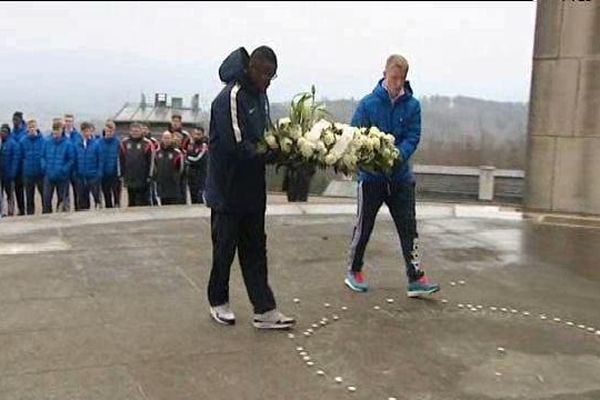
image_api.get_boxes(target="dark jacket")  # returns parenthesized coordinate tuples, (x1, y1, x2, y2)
(155, 144, 183, 200)
(20, 132, 45, 180)
(352, 79, 421, 183)
(120, 136, 153, 189)
(205, 47, 270, 213)
(42, 135, 74, 182)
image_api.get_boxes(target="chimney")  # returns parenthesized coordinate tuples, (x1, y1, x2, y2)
(191, 94, 200, 111)
(155, 93, 167, 108)
(141, 93, 147, 110)
(171, 97, 183, 109)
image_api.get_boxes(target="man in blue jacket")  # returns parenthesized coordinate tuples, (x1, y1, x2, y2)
(42, 120, 74, 214)
(20, 119, 45, 215)
(1, 123, 21, 216)
(100, 120, 122, 208)
(11, 112, 27, 215)
(344, 54, 440, 298)
(205, 46, 295, 330)
(74, 122, 103, 210)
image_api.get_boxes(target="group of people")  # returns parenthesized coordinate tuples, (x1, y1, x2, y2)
(0, 113, 209, 217)
(204, 46, 440, 330)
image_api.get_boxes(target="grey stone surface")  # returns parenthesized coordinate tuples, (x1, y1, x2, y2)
(526, 0, 600, 215)
(553, 137, 600, 214)
(525, 136, 556, 211)
(529, 59, 579, 137)
(533, 0, 563, 58)
(0, 207, 599, 399)
(575, 59, 600, 137)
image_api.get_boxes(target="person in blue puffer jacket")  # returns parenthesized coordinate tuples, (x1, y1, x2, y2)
(1, 123, 22, 216)
(74, 122, 103, 210)
(42, 120, 74, 214)
(344, 54, 440, 298)
(20, 119, 46, 215)
(10, 112, 27, 215)
(99, 120, 121, 208)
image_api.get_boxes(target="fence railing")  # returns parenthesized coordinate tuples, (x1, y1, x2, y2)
(323, 165, 525, 202)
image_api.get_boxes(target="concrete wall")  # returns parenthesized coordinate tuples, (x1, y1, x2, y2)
(525, 0, 600, 214)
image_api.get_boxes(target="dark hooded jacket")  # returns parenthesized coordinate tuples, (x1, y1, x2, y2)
(205, 47, 271, 213)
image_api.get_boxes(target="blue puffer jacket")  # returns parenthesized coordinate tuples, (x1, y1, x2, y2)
(63, 128, 82, 175)
(0, 135, 21, 182)
(205, 47, 269, 213)
(42, 136, 74, 182)
(74, 137, 103, 181)
(99, 136, 120, 178)
(20, 132, 45, 179)
(351, 79, 421, 183)
(11, 122, 28, 143)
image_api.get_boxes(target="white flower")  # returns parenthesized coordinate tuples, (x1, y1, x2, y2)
(278, 117, 291, 128)
(265, 134, 278, 150)
(289, 125, 302, 140)
(280, 137, 293, 154)
(323, 130, 336, 146)
(324, 152, 339, 165)
(316, 141, 327, 155)
(370, 137, 381, 151)
(305, 119, 331, 143)
(300, 142, 314, 159)
(384, 134, 396, 144)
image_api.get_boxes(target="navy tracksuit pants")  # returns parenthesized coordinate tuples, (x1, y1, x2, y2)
(348, 180, 423, 282)
(208, 210, 276, 314)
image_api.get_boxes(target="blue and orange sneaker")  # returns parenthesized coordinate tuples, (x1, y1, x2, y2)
(344, 270, 369, 292)
(407, 274, 440, 298)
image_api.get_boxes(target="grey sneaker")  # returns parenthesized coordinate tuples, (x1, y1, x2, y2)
(253, 309, 296, 330)
(210, 303, 236, 325)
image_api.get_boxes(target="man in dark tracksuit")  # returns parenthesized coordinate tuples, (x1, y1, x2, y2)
(154, 131, 184, 206)
(344, 54, 440, 298)
(120, 123, 154, 207)
(186, 125, 208, 204)
(1, 124, 21, 217)
(205, 46, 295, 330)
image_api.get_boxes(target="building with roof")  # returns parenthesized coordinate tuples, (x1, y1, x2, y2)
(113, 93, 208, 137)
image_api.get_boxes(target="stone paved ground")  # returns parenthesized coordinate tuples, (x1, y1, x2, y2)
(0, 201, 599, 400)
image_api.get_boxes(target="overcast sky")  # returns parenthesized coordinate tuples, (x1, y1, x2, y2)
(0, 1, 536, 122)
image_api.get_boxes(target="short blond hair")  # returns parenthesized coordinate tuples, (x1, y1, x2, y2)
(385, 54, 409, 78)
(105, 119, 116, 129)
(27, 119, 37, 126)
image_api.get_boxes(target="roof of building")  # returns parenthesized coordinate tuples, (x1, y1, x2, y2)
(113, 103, 206, 124)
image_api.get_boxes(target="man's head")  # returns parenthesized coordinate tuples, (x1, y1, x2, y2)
(248, 46, 277, 93)
(383, 54, 409, 99)
(12, 112, 24, 129)
(104, 120, 116, 139)
(171, 114, 182, 131)
(27, 119, 38, 136)
(129, 122, 142, 139)
(81, 122, 93, 139)
(161, 131, 174, 148)
(64, 114, 75, 132)
(1, 124, 10, 139)
(52, 120, 64, 139)
(192, 125, 205, 141)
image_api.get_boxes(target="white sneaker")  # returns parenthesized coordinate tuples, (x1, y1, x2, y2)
(253, 309, 296, 330)
(210, 303, 236, 325)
